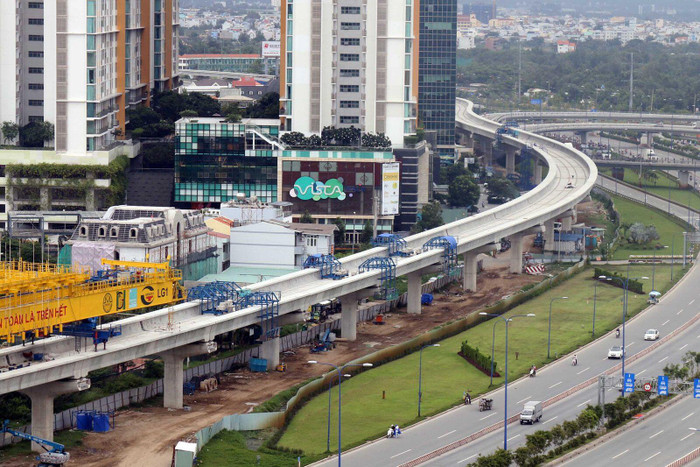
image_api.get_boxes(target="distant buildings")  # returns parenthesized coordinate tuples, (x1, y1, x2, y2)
(557, 40, 577, 53)
(178, 54, 279, 75)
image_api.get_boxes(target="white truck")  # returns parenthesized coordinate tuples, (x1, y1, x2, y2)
(520, 401, 543, 424)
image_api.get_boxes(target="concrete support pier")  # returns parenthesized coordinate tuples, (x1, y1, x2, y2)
(679, 170, 691, 188)
(506, 147, 517, 175)
(561, 215, 573, 231)
(544, 219, 555, 251)
(462, 244, 499, 292)
(510, 233, 524, 274)
(21, 379, 90, 452)
(407, 270, 423, 314)
(340, 292, 359, 341)
(259, 337, 280, 371)
(162, 341, 217, 409)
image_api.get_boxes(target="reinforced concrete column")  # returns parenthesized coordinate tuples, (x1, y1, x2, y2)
(534, 162, 543, 184)
(510, 233, 524, 274)
(162, 341, 217, 409)
(679, 170, 690, 188)
(463, 252, 479, 292)
(260, 337, 281, 371)
(505, 147, 516, 175)
(544, 219, 555, 251)
(578, 131, 587, 145)
(407, 270, 422, 314)
(340, 292, 359, 341)
(21, 379, 90, 452)
(561, 215, 572, 231)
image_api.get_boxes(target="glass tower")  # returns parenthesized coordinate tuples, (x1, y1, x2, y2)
(419, 0, 457, 162)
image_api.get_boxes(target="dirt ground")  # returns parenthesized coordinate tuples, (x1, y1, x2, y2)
(4, 266, 542, 467)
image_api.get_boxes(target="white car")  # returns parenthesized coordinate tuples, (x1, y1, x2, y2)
(608, 345, 624, 359)
(644, 329, 660, 341)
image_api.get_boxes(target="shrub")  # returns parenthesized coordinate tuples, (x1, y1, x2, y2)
(460, 339, 497, 375)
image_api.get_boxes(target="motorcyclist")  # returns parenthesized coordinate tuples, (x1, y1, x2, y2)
(529, 365, 537, 377)
(615, 328, 620, 338)
(572, 354, 578, 366)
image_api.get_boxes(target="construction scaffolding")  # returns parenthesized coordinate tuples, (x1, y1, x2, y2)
(239, 291, 280, 339)
(372, 233, 412, 257)
(423, 236, 460, 276)
(187, 281, 248, 315)
(303, 254, 349, 280)
(358, 257, 398, 301)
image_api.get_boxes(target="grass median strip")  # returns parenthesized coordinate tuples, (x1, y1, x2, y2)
(275, 263, 683, 455)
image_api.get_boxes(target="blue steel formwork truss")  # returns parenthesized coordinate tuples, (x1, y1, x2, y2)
(423, 236, 460, 276)
(239, 291, 280, 339)
(372, 233, 409, 256)
(303, 254, 348, 280)
(187, 281, 247, 315)
(358, 257, 398, 301)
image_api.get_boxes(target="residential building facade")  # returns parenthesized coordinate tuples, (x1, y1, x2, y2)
(0, 0, 179, 156)
(279, 0, 419, 147)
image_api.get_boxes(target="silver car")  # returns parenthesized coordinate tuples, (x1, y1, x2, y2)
(644, 329, 660, 341)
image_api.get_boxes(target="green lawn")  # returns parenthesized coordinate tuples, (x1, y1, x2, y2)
(610, 195, 689, 260)
(600, 168, 700, 211)
(276, 264, 683, 455)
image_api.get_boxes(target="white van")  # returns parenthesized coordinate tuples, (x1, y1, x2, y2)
(520, 401, 543, 424)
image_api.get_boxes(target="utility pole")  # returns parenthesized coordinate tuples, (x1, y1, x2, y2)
(650, 89, 654, 112)
(628, 53, 634, 112)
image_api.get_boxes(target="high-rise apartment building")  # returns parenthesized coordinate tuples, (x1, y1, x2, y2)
(279, 0, 419, 148)
(0, 0, 179, 156)
(419, 0, 457, 161)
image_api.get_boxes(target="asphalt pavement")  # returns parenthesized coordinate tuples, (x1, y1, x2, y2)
(314, 259, 700, 467)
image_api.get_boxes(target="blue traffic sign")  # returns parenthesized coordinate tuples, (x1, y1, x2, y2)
(658, 376, 669, 396)
(624, 373, 635, 393)
(694, 378, 700, 398)
(530, 99, 542, 105)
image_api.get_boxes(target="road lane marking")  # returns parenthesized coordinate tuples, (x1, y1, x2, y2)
(680, 344, 688, 351)
(577, 399, 591, 408)
(681, 412, 695, 421)
(644, 452, 661, 462)
(612, 449, 629, 459)
(662, 320, 670, 326)
(480, 412, 498, 421)
(507, 434, 520, 442)
(576, 366, 590, 375)
(458, 454, 478, 463)
(689, 299, 695, 305)
(649, 430, 664, 439)
(677, 309, 684, 315)
(637, 369, 647, 375)
(543, 416, 558, 425)
(549, 381, 562, 389)
(658, 356, 669, 363)
(390, 449, 412, 459)
(517, 396, 531, 404)
(681, 433, 694, 441)
(438, 430, 456, 439)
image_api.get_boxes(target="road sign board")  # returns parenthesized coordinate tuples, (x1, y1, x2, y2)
(695, 378, 700, 398)
(530, 99, 542, 105)
(624, 373, 635, 393)
(658, 376, 669, 396)
(643, 382, 652, 392)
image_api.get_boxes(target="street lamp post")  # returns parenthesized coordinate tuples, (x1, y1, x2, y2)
(601, 273, 647, 385)
(489, 319, 499, 386)
(547, 297, 569, 359)
(308, 360, 373, 465)
(418, 344, 440, 417)
(479, 312, 535, 451)
(324, 374, 351, 452)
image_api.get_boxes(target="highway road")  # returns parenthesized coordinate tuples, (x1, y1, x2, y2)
(488, 110, 700, 124)
(561, 395, 698, 467)
(315, 254, 700, 467)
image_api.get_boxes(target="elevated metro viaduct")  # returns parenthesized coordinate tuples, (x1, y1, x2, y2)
(0, 99, 597, 450)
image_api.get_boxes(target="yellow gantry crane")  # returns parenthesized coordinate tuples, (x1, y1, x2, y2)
(0, 258, 184, 345)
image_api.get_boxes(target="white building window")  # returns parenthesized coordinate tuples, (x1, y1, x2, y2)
(79, 226, 87, 237)
(98, 227, 106, 237)
(306, 235, 318, 247)
(110, 227, 118, 238)
(129, 228, 138, 238)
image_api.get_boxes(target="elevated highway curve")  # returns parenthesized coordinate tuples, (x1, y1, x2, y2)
(488, 110, 700, 124)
